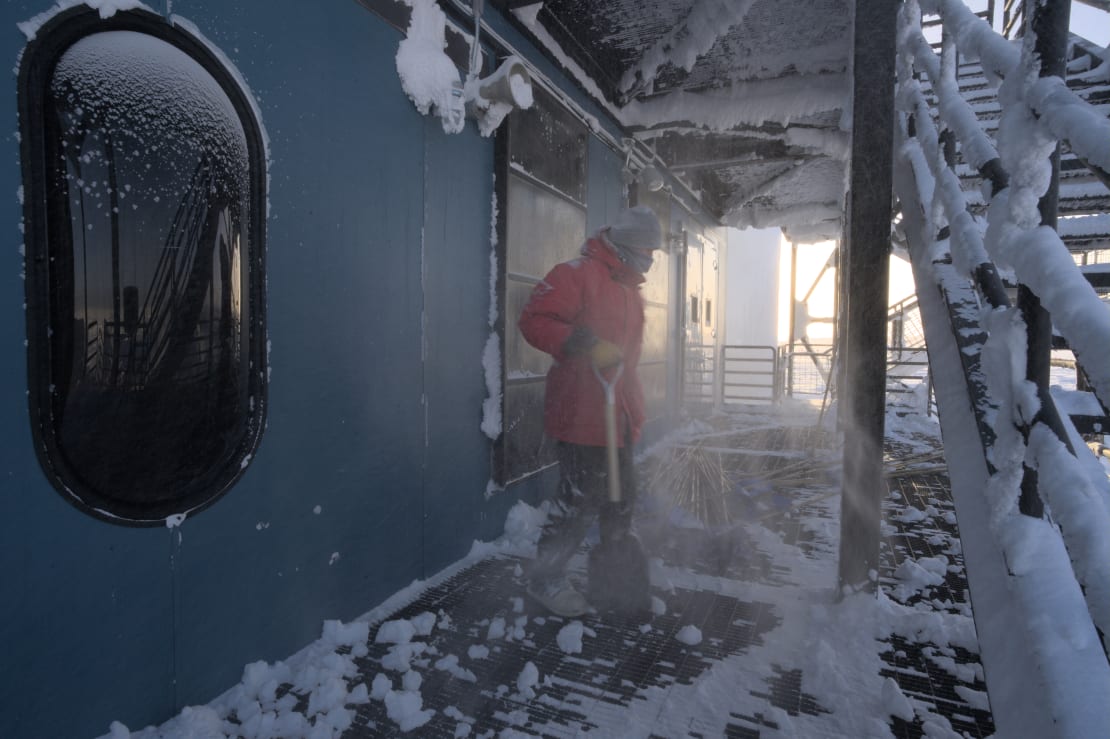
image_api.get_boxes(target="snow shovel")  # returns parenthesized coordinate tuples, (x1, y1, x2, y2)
(587, 360, 652, 617)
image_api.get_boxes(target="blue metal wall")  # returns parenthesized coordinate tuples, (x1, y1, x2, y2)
(0, 1, 717, 736)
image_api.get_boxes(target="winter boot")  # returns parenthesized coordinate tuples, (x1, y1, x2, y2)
(527, 577, 590, 618)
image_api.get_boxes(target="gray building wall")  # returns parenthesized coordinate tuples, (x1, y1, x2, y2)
(0, 1, 724, 735)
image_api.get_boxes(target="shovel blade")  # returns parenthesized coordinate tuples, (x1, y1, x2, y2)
(587, 533, 651, 616)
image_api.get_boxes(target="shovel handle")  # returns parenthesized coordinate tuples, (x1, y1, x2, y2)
(593, 361, 624, 503)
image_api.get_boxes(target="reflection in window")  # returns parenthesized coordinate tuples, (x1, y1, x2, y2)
(21, 18, 266, 523)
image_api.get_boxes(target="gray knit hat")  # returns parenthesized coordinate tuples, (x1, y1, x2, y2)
(607, 206, 662, 250)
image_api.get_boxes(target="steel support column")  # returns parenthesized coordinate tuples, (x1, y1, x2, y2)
(838, 0, 898, 591)
(1018, 0, 1070, 517)
(835, 240, 847, 413)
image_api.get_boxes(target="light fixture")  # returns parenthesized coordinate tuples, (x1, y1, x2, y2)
(473, 57, 533, 109)
(461, 0, 533, 134)
(463, 55, 534, 135)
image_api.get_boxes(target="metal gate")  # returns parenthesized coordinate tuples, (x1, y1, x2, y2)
(683, 343, 716, 407)
(721, 345, 778, 406)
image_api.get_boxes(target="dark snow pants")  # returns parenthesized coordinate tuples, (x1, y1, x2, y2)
(528, 438, 638, 586)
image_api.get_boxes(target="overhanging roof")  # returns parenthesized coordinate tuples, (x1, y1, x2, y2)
(495, 0, 853, 241)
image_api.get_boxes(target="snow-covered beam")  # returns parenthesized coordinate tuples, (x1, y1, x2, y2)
(782, 220, 842, 244)
(621, 72, 849, 131)
(618, 0, 760, 96)
(671, 153, 814, 172)
(724, 165, 805, 213)
(724, 201, 842, 231)
(1026, 75, 1110, 187)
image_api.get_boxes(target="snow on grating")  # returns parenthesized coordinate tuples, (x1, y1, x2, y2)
(340, 556, 781, 737)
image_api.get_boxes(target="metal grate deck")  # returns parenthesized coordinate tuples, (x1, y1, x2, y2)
(225, 412, 996, 737)
(342, 557, 782, 737)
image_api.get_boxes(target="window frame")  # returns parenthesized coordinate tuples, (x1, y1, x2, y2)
(492, 85, 590, 486)
(17, 6, 268, 525)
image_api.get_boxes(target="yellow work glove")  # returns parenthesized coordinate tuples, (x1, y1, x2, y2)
(590, 339, 623, 369)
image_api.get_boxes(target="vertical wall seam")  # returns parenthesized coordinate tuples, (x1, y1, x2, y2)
(420, 125, 429, 579)
(170, 529, 179, 711)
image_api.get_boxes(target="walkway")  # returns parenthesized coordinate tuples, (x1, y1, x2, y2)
(160, 403, 997, 738)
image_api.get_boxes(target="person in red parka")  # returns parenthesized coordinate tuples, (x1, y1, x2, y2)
(518, 205, 663, 617)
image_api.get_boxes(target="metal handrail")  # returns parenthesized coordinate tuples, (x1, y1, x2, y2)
(898, 0, 1110, 680)
(903, 4, 1110, 413)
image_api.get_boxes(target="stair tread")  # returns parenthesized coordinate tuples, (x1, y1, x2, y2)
(1051, 388, 1109, 422)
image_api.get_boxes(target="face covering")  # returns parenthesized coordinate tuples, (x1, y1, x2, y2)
(604, 231, 655, 273)
(621, 246, 654, 273)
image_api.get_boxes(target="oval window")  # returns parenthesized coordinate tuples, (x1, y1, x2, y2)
(19, 9, 267, 524)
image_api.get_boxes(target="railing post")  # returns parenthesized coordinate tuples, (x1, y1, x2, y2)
(720, 347, 726, 406)
(926, 369, 934, 417)
(1003, 0, 1024, 38)
(787, 242, 797, 397)
(1017, 0, 1071, 517)
(772, 348, 781, 403)
(833, 240, 845, 408)
(838, 0, 898, 592)
(892, 304, 904, 360)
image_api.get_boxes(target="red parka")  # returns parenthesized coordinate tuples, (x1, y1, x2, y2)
(518, 236, 647, 447)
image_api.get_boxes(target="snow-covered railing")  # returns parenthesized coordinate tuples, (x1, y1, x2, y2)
(894, 1, 1110, 734)
(899, 16, 1009, 196)
(922, 0, 1110, 188)
(908, 3, 1110, 413)
(927, 0, 1110, 180)
(1026, 75, 1110, 188)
